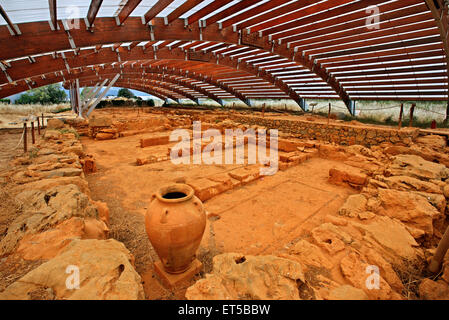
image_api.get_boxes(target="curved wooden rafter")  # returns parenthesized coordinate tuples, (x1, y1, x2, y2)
(0, 1, 446, 114)
(0, 44, 303, 108)
(68, 77, 181, 103)
(0, 18, 339, 111)
(0, 60, 259, 106)
(72, 78, 198, 105)
(67, 69, 235, 106)
(424, 0, 449, 120)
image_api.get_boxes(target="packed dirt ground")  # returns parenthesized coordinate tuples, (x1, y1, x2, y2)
(1, 106, 449, 300)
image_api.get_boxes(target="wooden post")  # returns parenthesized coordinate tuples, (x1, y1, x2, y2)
(327, 103, 332, 125)
(409, 103, 415, 127)
(398, 103, 403, 129)
(23, 123, 27, 153)
(41, 113, 44, 128)
(429, 224, 449, 273)
(31, 121, 35, 144)
(445, 101, 449, 125)
(262, 103, 265, 118)
(37, 117, 41, 135)
(431, 120, 437, 129)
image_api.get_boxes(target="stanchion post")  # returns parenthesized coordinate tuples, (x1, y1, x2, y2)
(398, 104, 404, 129)
(37, 117, 41, 135)
(23, 123, 27, 153)
(31, 121, 35, 144)
(409, 103, 416, 127)
(327, 103, 332, 125)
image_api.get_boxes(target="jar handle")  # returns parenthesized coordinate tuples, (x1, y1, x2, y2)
(193, 200, 203, 212)
(160, 208, 169, 224)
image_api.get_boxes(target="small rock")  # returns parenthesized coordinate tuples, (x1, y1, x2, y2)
(328, 285, 369, 300)
(46, 119, 65, 130)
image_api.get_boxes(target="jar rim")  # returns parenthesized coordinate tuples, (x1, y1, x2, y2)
(156, 183, 194, 203)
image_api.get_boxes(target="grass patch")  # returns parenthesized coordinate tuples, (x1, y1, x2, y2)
(57, 128, 80, 139)
(0, 103, 70, 116)
(28, 149, 38, 159)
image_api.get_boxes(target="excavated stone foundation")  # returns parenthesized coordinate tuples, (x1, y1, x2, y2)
(1, 107, 449, 300)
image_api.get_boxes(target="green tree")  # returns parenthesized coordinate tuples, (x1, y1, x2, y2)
(117, 88, 135, 99)
(15, 84, 67, 105)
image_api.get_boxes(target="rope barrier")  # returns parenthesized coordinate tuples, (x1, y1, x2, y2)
(310, 103, 447, 116)
(11, 126, 25, 151)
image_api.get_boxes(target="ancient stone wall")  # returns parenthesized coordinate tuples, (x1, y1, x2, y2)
(230, 115, 420, 147)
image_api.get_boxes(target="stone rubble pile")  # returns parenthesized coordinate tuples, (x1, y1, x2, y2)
(0, 118, 144, 300)
(186, 134, 449, 300)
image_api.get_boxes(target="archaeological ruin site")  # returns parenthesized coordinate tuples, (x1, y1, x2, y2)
(1, 0, 449, 303)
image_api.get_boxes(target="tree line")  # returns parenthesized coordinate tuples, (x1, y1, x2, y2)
(10, 85, 150, 105)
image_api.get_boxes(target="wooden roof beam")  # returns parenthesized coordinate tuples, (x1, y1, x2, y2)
(187, 0, 233, 26)
(143, 0, 175, 24)
(87, 0, 103, 29)
(0, 5, 20, 36)
(48, 0, 57, 30)
(166, 0, 203, 25)
(116, 0, 142, 25)
(276, 0, 422, 42)
(219, 0, 291, 29)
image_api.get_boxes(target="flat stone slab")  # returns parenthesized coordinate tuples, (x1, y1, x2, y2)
(154, 259, 202, 289)
(44, 167, 83, 178)
(140, 136, 170, 148)
(187, 177, 229, 201)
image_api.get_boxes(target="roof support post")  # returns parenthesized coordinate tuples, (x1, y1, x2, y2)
(69, 83, 75, 113)
(81, 81, 99, 105)
(346, 100, 356, 116)
(83, 79, 107, 109)
(299, 98, 308, 112)
(86, 74, 120, 117)
(75, 78, 82, 118)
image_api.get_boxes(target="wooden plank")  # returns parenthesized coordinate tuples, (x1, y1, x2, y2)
(144, 0, 175, 23)
(220, 0, 291, 29)
(48, 0, 57, 29)
(87, 0, 103, 27)
(205, 0, 262, 26)
(187, 0, 233, 25)
(166, 0, 203, 24)
(277, 0, 424, 42)
(0, 5, 19, 35)
(117, 0, 142, 25)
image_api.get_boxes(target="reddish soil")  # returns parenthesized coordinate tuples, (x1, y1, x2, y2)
(81, 128, 357, 299)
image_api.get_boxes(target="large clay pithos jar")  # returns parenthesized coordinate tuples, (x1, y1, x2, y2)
(145, 184, 206, 274)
